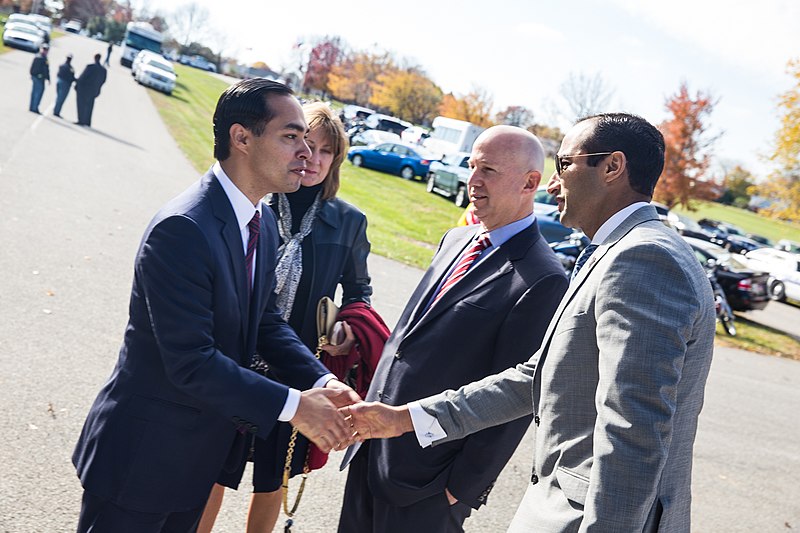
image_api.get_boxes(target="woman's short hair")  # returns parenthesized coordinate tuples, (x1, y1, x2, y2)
(303, 102, 349, 200)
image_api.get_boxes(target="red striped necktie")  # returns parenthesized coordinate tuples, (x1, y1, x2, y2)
(245, 211, 260, 292)
(432, 232, 491, 304)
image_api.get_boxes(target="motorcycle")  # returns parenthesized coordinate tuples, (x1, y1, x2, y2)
(708, 266, 736, 336)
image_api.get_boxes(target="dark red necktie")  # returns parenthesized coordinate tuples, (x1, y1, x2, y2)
(432, 232, 491, 304)
(245, 211, 260, 292)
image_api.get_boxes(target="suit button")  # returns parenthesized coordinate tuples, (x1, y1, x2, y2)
(530, 473, 539, 485)
(377, 389, 383, 399)
(394, 351, 402, 359)
(534, 415, 540, 426)
(250, 425, 259, 434)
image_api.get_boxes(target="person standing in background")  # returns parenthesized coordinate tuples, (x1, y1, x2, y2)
(74, 53, 107, 127)
(53, 53, 75, 118)
(104, 41, 113, 67)
(28, 45, 50, 114)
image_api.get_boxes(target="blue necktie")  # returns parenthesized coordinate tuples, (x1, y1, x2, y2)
(571, 244, 599, 282)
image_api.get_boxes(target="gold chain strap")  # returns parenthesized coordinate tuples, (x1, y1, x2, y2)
(282, 335, 327, 519)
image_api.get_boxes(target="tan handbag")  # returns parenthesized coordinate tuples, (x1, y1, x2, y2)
(316, 296, 340, 345)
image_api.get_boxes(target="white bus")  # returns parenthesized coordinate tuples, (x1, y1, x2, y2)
(120, 22, 163, 67)
(423, 116, 485, 157)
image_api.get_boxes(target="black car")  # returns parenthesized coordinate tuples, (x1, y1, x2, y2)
(683, 237, 770, 311)
(725, 234, 764, 255)
(667, 212, 718, 242)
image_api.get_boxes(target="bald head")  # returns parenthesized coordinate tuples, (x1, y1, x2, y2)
(467, 126, 545, 231)
(474, 125, 545, 176)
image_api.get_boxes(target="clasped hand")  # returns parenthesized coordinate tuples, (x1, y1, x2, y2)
(338, 401, 414, 441)
(290, 380, 361, 453)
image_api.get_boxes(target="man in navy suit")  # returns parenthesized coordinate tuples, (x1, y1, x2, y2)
(73, 79, 359, 533)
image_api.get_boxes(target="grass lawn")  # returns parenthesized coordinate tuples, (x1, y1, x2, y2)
(715, 311, 800, 361)
(673, 201, 800, 243)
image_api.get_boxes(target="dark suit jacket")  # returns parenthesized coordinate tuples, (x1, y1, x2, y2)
(75, 62, 106, 97)
(361, 220, 568, 509)
(72, 171, 329, 513)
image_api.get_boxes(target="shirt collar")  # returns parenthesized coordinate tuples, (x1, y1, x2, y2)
(483, 213, 536, 248)
(212, 161, 261, 231)
(591, 201, 650, 245)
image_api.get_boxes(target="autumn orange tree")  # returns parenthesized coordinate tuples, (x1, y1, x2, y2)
(328, 51, 395, 107)
(753, 58, 800, 222)
(654, 82, 720, 209)
(369, 69, 442, 124)
(438, 86, 495, 127)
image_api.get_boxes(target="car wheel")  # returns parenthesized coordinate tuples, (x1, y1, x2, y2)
(454, 185, 469, 208)
(400, 166, 415, 180)
(770, 280, 786, 302)
(426, 174, 436, 193)
(352, 155, 363, 167)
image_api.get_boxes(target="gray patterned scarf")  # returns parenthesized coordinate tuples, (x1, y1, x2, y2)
(272, 191, 322, 321)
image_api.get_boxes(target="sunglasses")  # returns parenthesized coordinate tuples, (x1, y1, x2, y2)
(554, 152, 614, 176)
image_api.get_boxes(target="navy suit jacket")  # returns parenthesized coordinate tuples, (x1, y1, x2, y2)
(72, 171, 329, 513)
(360, 221, 568, 509)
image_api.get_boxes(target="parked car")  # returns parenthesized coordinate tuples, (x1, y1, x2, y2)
(347, 142, 438, 180)
(2, 21, 45, 52)
(746, 233, 773, 247)
(364, 113, 411, 136)
(350, 129, 400, 147)
(533, 186, 559, 216)
(131, 49, 162, 77)
(775, 239, 800, 254)
(666, 212, 715, 242)
(725, 234, 764, 255)
(683, 237, 770, 311)
(133, 51, 177, 95)
(744, 247, 800, 302)
(426, 152, 471, 206)
(63, 19, 82, 33)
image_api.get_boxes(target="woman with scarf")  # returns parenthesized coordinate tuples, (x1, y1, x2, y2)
(198, 102, 373, 533)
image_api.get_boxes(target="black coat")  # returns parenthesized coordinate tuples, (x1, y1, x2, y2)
(75, 62, 106, 97)
(57, 62, 75, 84)
(267, 195, 372, 351)
(359, 221, 568, 509)
(29, 54, 49, 81)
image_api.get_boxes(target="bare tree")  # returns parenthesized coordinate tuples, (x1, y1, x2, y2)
(559, 71, 615, 122)
(169, 1, 209, 50)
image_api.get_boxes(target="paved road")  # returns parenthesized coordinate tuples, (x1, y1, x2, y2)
(1, 34, 799, 532)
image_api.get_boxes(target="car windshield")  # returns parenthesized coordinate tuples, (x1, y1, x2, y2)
(148, 59, 174, 73)
(11, 24, 40, 35)
(676, 213, 702, 231)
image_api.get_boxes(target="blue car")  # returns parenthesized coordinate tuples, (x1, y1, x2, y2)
(348, 142, 438, 180)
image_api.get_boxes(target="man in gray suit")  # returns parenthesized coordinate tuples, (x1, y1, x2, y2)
(344, 113, 715, 532)
(338, 126, 568, 532)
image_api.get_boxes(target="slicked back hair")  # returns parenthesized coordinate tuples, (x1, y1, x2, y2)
(577, 113, 665, 197)
(213, 79, 294, 161)
(304, 102, 349, 200)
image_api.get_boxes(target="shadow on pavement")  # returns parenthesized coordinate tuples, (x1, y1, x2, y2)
(71, 124, 144, 151)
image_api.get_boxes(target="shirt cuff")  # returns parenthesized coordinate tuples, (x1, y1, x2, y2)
(278, 389, 301, 422)
(278, 374, 338, 422)
(408, 401, 447, 448)
(314, 373, 337, 389)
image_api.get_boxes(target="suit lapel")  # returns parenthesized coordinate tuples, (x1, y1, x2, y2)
(208, 173, 250, 346)
(530, 205, 660, 405)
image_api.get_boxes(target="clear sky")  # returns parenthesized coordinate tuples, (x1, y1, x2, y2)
(142, 0, 799, 180)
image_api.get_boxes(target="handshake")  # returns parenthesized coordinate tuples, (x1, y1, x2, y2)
(289, 380, 415, 453)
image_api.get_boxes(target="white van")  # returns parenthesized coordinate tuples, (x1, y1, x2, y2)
(423, 116, 485, 157)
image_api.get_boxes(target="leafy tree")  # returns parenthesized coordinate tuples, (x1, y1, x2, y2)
(105, 19, 127, 43)
(654, 82, 720, 209)
(64, 0, 109, 22)
(717, 165, 754, 207)
(328, 50, 395, 106)
(369, 69, 442, 124)
(438, 86, 494, 127)
(753, 59, 800, 222)
(495, 105, 535, 128)
(559, 71, 615, 122)
(168, 1, 209, 49)
(303, 35, 344, 95)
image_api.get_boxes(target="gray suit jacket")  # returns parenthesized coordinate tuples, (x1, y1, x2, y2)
(420, 205, 715, 532)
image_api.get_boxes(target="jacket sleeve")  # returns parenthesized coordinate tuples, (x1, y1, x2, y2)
(339, 211, 372, 306)
(580, 243, 705, 531)
(444, 271, 568, 508)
